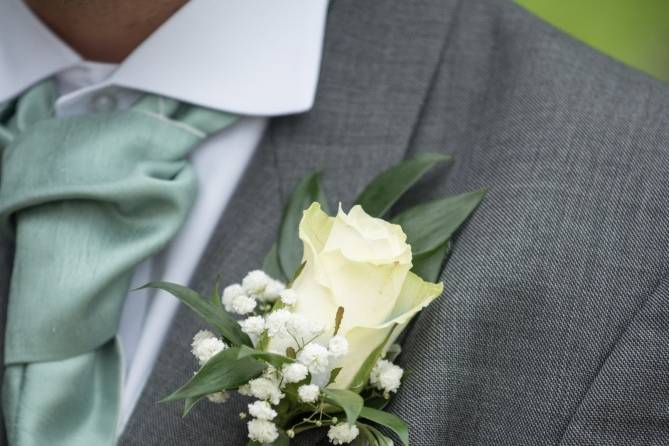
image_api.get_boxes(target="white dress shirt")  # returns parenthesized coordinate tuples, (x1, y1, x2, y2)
(0, 0, 329, 432)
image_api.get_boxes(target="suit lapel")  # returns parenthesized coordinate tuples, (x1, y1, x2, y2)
(272, 0, 458, 204)
(121, 0, 457, 443)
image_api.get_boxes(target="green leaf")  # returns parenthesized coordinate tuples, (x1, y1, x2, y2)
(328, 367, 343, 385)
(237, 345, 295, 369)
(287, 261, 307, 288)
(165, 347, 265, 401)
(411, 240, 451, 282)
(355, 153, 451, 218)
(140, 281, 253, 347)
(210, 275, 222, 307)
(182, 396, 204, 417)
(360, 424, 394, 446)
(322, 388, 364, 426)
(350, 432, 372, 446)
(255, 331, 270, 352)
(361, 394, 389, 411)
(360, 407, 409, 446)
(349, 326, 397, 394)
(277, 172, 328, 279)
(351, 425, 376, 446)
(263, 243, 286, 282)
(393, 188, 487, 256)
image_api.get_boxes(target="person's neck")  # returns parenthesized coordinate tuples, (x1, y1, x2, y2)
(25, 0, 188, 63)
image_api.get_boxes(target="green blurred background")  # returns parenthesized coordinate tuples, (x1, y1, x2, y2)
(516, 0, 669, 82)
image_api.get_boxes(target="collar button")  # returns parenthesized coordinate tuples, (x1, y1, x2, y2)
(90, 91, 118, 113)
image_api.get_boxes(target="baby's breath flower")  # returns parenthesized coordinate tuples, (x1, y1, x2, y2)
(191, 330, 227, 366)
(192, 329, 214, 344)
(263, 365, 279, 379)
(328, 335, 349, 358)
(369, 359, 403, 394)
(222, 284, 245, 310)
(279, 288, 298, 306)
(240, 315, 265, 336)
(297, 384, 320, 403)
(242, 270, 271, 295)
(265, 309, 292, 338)
(262, 280, 285, 302)
(297, 343, 330, 374)
(327, 423, 360, 444)
(238, 384, 252, 396)
(248, 377, 284, 405)
(247, 418, 279, 444)
(286, 314, 324, 341)
(281, 362, 309, 384)
(206, 391, 230, 404)
(230, 294, 257, 315)
(248, 400, 277, 421)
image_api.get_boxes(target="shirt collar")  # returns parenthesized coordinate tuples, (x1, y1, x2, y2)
(0, 0, 329, 116)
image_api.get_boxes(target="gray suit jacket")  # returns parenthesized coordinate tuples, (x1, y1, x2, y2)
(1, 0, 668, 444)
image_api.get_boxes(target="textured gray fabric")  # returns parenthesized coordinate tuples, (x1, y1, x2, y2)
(387, 1, 669, 445)
(4, 0, 669, 444)
(0, 242, 10, 446)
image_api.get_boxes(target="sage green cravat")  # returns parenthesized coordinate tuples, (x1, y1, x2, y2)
(0, 81, 236, 445)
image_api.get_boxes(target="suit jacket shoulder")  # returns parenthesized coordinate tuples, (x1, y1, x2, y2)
(391, 1, 669, 445)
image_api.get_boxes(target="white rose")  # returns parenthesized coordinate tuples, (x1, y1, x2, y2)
(276, 203, 443, 389)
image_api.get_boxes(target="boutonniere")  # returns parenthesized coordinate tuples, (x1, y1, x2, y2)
(145, 153, 486, 445)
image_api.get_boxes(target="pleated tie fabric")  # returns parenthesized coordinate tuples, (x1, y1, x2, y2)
(0, 81, 236, 445)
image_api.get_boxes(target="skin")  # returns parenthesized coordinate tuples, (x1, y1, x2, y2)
(24, 0, 189, 63)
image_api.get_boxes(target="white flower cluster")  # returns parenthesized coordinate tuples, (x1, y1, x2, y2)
(191, 330, 227, 366)
(235, 294, 354, 444)
(297, 343, 330, 374)
(222, 270, 288, 316)
(369, 359, 404, 396)
(239, 367, 285, 405)
(194, 270, 383, 445)
(247, 418, 279, 444)
(206, 391, 230, 404)
(243, 378, 324, 443)
(327, 423, 360, 444)
(238, 367, 283, 443)
(248, 400, 277, 420)
(240, 305, 333, 352)
(297, 383, 319, 403)
(282, 363, 309, 383)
